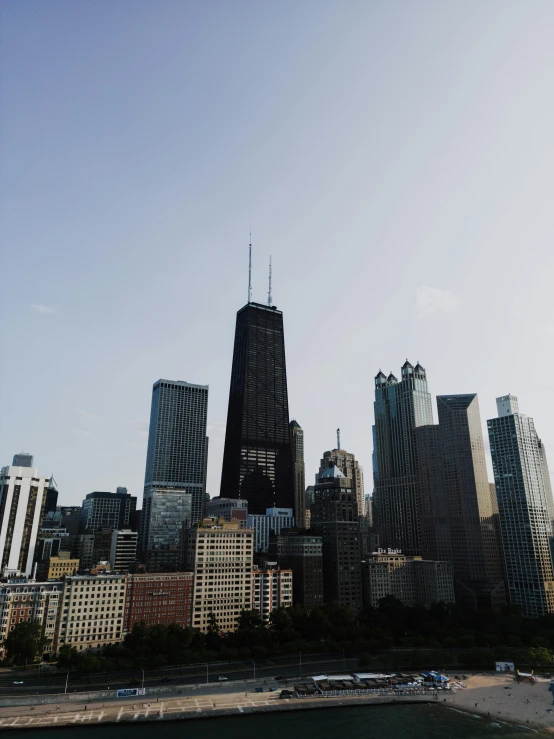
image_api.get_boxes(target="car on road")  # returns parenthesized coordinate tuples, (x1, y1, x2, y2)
(255, 687, 264, 693)
(12, 681, 23, 685)
(218, 676, 228, 681)
(267, 688, 276, 692)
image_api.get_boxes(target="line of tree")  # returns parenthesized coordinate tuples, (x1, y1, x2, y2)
(49, 597, 554, 674)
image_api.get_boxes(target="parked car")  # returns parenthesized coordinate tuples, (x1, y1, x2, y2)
(255, 687, 264, 693)
(218, 676, 228, 681)
(268, 687, 276, 692)
(12, 681, 23, 685)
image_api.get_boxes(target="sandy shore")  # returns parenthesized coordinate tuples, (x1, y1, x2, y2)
(443, 672, 554, 732)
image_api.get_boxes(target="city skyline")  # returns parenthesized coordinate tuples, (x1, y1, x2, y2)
(4, 1, 554, 502)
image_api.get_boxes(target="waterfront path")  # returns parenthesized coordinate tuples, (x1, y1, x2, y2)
(0, 688, 431, 729)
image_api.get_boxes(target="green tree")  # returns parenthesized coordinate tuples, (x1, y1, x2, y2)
(3, 621, 47, 665)
(528, 646, 554, 665)
(237, 610, 263, 630)
(57, 645, 79, 670)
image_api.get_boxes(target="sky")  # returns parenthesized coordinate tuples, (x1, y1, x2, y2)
(2, 0, 554, 506)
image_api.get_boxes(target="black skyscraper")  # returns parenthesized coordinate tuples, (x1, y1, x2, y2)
(220, 301, 293, 514)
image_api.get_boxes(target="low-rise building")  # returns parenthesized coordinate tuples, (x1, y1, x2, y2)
(37, 552, 79, 581)
(184, 518, 253, 633)
(0, 580, 62, 655)
(205, 497, 248, 525)
(361, 552, 455, 608)
(124, 572, 194, 631)
(54, 574, 127, 652)
(252, 567, 293, 622)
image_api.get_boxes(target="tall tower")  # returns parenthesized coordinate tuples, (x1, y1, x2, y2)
(289, 420, 306, 528)
(373, 361, 433, 556)
(416, 394, 505, 608)
(488, 396, 554, 617)
(311, 462, 362, 611)
(143, 379, 209, 527)
(220, 302, 293, 513)
(318, 446, 364, 518)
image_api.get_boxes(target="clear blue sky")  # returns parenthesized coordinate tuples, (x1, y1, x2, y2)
(2, 0, 554, 505)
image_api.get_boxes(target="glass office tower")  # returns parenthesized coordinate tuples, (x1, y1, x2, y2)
(143, 379, 208, 527)
(488, 395, 554, 617)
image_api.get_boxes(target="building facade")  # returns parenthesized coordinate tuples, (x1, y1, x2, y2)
(247, 507, 295, 553)
(144, 379, 209, 526)
(140, 488, 191, 571)
(318, 448, 364, 523)
(0, 463, 50, 575)
(205, 497, 248, 526)
(416, 394, 506, 609)
(40, 553, 80, 580)
(184, 518, 253, 632)
(80, 491, 137, 534)
(0, 580, 62, 655)
(12, 453, 33, 468)
(268, 530, 323, 609)
(373, 361, 433, 556)
(124, 572, 193, 631)
(311, 464, 362, 612)
(220, 302, 294, 514)
(488, 395, 554, 617)
(252, 567, 293, 622)
(361, 552, 455, 608)
(55, 574, 127, 651)
(289, 421, 306, 530)
(109, 530, 138, 573)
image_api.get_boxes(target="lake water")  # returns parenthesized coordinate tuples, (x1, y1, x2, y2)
(0, 704, 535, 738)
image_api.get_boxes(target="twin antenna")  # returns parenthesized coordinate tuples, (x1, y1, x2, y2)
(247, 232, 273, 307)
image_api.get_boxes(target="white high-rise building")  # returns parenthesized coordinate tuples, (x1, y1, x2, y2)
(0, 463, 50, 575)
(247, 507, 295, 553)
(109, 530, 138, 573)
(252, 567, 293, 622)
(488, 396, 554, 617)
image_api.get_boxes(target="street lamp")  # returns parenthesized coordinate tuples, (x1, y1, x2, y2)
(64, 671, 69, 695)
(251, 660, 256, 680)
(206, 663, 209, 684)
(299, 652, 302, 677)
(141, 668, 145, 690)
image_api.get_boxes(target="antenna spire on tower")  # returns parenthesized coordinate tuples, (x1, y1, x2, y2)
(248, 230, 252, 304)
(268, 255, 272, 306)
(337, 428, 341, 449)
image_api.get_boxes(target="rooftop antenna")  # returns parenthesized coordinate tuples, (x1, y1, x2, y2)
(337, 428, 341, 449)
(248, 230, 252, 304)
(268, 255, 272, 306)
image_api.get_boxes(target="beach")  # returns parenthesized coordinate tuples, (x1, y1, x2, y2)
(444, 671, 554, 732)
